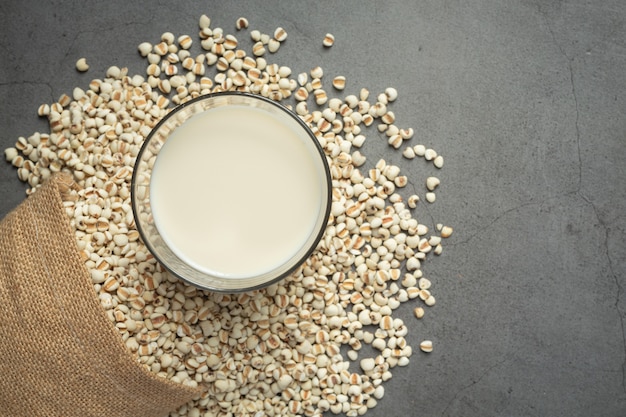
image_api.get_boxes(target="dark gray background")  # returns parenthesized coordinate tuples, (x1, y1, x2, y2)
(1, 1, 625, 416)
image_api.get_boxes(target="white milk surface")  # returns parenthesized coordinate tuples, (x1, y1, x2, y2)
(150, 104, 324, 278)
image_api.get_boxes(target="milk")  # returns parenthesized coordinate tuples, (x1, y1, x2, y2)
(150, 104, 324, 279)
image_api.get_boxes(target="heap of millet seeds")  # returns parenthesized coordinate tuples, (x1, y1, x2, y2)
(3, 14, 453, 417)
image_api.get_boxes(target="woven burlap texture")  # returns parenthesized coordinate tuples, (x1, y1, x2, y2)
(0, 173, 202, 417)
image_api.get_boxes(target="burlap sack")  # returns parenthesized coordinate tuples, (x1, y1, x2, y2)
(0, 173, 202, 417)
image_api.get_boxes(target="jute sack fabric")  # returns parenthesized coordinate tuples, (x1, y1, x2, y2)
(0, 173, 202, 417)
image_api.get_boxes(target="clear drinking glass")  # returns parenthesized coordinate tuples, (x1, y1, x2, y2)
(131, 92, 331, 293)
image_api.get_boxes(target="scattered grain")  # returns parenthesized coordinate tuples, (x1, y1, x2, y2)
(75, 58, 89, 72)
(235, 17, 249, 30)
(332, 76, 346, 90)
(420, 340, 433, 353)
(323, 33, 335, 47)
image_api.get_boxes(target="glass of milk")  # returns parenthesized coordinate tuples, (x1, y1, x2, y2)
(132, 92, 331, 292)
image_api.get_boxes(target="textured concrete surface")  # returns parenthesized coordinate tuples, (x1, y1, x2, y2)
(1, 1, 625, 416)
